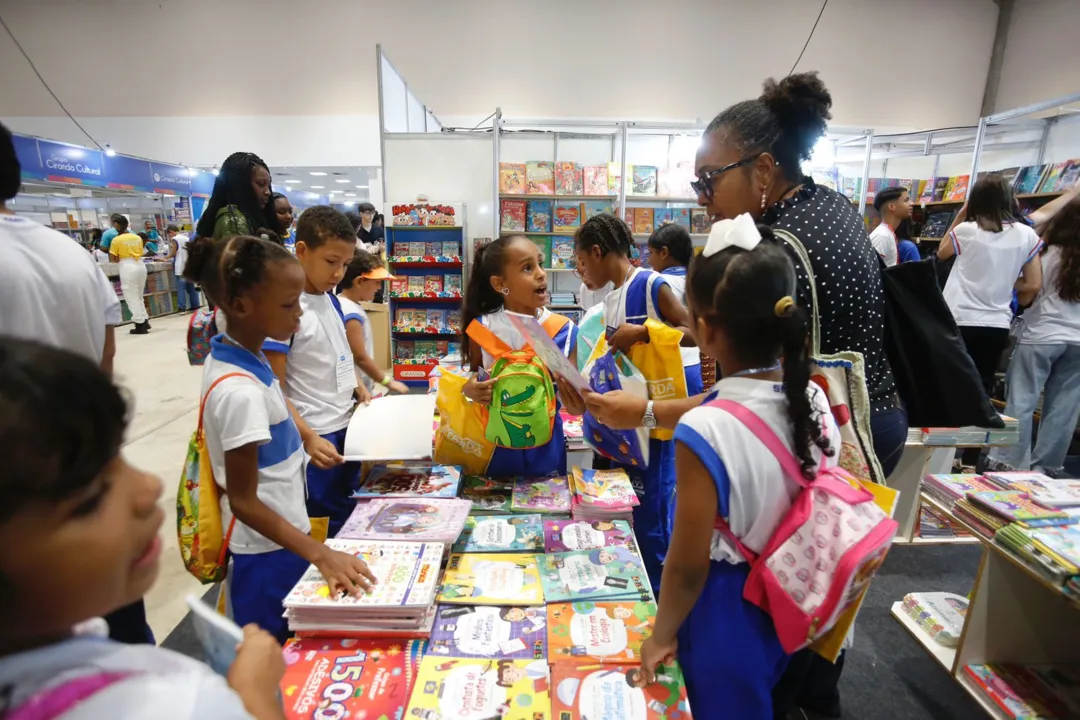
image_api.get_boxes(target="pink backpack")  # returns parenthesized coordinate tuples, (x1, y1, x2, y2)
(706, 399, 897, 653)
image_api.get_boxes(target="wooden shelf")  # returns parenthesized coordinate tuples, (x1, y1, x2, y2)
(891, 601, 958, 671)
(893, 534, 980, 547)
(956, 671, 1010, 720)
(499, 194, 616, 201)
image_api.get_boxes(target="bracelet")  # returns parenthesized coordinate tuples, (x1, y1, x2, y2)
(379, 373, 392, 386)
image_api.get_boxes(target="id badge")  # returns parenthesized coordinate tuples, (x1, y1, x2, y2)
(335, 353, 357, 393)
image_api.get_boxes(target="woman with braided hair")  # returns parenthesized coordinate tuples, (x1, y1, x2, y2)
(195, 151, 276, 241)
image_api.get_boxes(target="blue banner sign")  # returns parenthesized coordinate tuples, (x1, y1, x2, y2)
(150, 162, 194, 195)
(36, 140, 106, 186)
(103, 153, 154, 191)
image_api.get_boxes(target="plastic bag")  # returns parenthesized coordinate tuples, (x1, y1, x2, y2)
(433, 370, 496, 475)
(582, 343, 650, 468)
(625, 319, 688, 441)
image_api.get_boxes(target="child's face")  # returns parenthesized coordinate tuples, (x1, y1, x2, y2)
(356, 276, 382, 302)
(0, 457, 164, 644)
(230, 259, 305, 342)
(573, 244, 607, 289)
(647, 245, 674, 272)
(492, 238, 547, 312)
(296, 236, 356, 293)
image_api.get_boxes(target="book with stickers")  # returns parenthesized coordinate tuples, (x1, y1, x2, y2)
(511, 475, 572, 514)
(554, 203, 582, 233)
(544, 519, 635, 553)
(537, 546, 654, 603)
(500, 162, 527, 195)
(546, 601, 656, 664)
(280, 637, 425, 720)
(453, 514, 545, 553)
(428, 604, 548, 660)
(355, 464, 462, 499)
(501, 199, 527, 232)
(405, 656, 552, 720)
(461, 475, 515, 514)
(527, 200, 553, 233)
(551, 661, 692, 720)
(555, 161, 584, 195)
(584, 165, 610, 196)
(338, 498, 472, 542)
(438, 553, 546, 605)
(526, 161, 556, 195)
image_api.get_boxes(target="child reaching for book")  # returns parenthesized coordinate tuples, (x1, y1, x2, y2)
(636, 215, 841, 718)
(186, 234, 375, 641)
(0, 337, 287, 719)
(264, 206, 364, 538)
(572, 213, 696, 592)
(336, 249, 409, 395)
(460, 234, 581, 477)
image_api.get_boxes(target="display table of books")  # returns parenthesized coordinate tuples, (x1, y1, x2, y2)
(277, 463, 692, 720)
(892, 471, 1080, 718)
(888, 422, 1019, 545)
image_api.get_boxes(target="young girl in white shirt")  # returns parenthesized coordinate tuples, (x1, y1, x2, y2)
(637, 214, 841, 719)
(336, 250, 409, 395)
(647, 222, 704, 395)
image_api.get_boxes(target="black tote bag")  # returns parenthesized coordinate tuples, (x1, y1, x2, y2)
(880, 257, 1004, 429)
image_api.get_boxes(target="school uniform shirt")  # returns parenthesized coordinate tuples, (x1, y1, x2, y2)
(943, 220, 1042, 329)
(110, 232, 144, 260)
(202, 337, 311, 554)
(897, 239, 921, 264)
(337, 295, 375, 388)
(869, 222, 898, 267)
(1019, 247, 1080, 345)
(657, 266, 701, 370)
(171, 233, 191, 276)
(478, 307, 577, 369)
(264, 292, 356, 435)
(0, 214, 122, 364)
(673, 377, 841, 564)
(578, 280, 614, 310)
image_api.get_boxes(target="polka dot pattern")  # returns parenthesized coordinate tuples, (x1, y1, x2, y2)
(764, 179, 897, 415)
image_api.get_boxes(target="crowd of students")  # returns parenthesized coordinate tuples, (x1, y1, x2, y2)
(1, 64, 1080, 720)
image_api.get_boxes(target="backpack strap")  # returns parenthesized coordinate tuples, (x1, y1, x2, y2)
(8, 672, 133, 720)
(703, 398, 815, 489)
(466, 319, 513, 359)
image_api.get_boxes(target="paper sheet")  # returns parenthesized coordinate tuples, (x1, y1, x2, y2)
(506, 314, 591, 392)
(342, 394, 437, 461)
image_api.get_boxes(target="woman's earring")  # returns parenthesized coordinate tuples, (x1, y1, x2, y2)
(500, 287, 510, 296)
(760, 188, 768, 211)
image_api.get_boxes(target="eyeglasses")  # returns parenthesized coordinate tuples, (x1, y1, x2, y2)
(690, 155, 760, 200)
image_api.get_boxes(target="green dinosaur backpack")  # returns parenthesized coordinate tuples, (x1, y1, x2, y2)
(466, 320, 557, 449)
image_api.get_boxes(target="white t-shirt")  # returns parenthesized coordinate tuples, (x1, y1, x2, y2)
(578, 281, 613, 311)
(202, 339, 311, 554)
(172, 233, 191, 276)
(0, 214, 122, 364)
(477, 307, 576, 369)
(337, 295, 375, 389)
(869, 222, 898, 267)
(658, 267, 701, 369)
(943, 221, 1042, 329)
(673, 377, 841, 564)
(92, 248, 110, 263)
(1019, 246, 1080, 345)
(265, 292, 356, 435)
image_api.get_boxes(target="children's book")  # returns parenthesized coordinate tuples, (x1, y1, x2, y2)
(338, 498, 473, 542)
(653, 208, 673, 227)
(555, 162, 584, 195)
(1029, 525, 1080, 573)
(425, 275, 443, 294)
(429, 604, 548, 660)
(437, 553, 546, 605)
(551, 661, 691, 719)
(396, 340, 415, 361)
(526, 161, 555, 195)
(527, 200, 553, 233)
(944, 175, 970, 201)
(426, 309, 447, 333)
(500, 162, 527, 195)
(452, 514, 545, 553)
(186, 594, 243, 676)
(900, 592, 968, 648)
(984, 472, 1080, 508)
(969, 491, 1072, 528)
(408, 241, 427, 257)
(281, 637, 425, 720)
(689, 208, 710, 234)
(407, 276, 426, 295)
(584, 165, 609, 196)
(355, 464, 461, 499)
(544, 519, 635, 553)
(1055, 160, 1080, 192)
(963, 664, 1070, 719)
(554, 203, 582, 233)
(441, 240, 460, 259)
(501, 199, 527, 232)
(512, 476, 572, 514)
(582, 201, 615, 222)
(550, 237, 576, 270)
(1013, 165, 1049, 195)
(918, 178, 937, 204)
(631, 166, 657, 196)
(414, 340, 438, 362)
(546, 601, 656, 664)
(608, 162, 623, 196)
(461, 475, 515, 514)
(671, 208, 691, 228)
(390, 276, 408, 295)
(1038, 161, 1069, 193)
(632, 208, 654, 234)
(656, 167, 673, 198)
(932, 177, 951, 201)
(406, 656, 551, 720)
(570, 467, 639, 509)
(529, 235, 552, 268)
(425, 241, 441, 258)
(445, 275, 462, 296)
(537, 547, 653, 603)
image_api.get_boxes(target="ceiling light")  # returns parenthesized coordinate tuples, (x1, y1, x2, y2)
(335, 179, 351, 183)
(355, 185, 368, 189)
(310, 185, 325, 189)
(284, 179, 301, 184)
(104, 145, 116, 157)
(309, 171, 327, 176)
(345, 193, 357, 197)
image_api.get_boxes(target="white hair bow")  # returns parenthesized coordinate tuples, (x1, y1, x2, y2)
(702, 212, 761, 257)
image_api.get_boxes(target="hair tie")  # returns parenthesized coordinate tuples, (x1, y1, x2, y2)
(774, 296, 795, 317)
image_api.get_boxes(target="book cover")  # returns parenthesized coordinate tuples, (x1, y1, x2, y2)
(1029, 525, 1080, 572)
(582, 201, 615, 222)
(554, 204, 582, 233)
(425, 275, 444, 294)
(570, 467, 638, 509)
(408, 241, 427, 257)
(546, 601, 656, 664)
(633, 208, 654, 234)
(631, 166, 657, 196)
(405, 656, 551, 720)
(284, 539, 443, 610)
(426, 309, 447, 333)
(550, 237, 576, 270)
(527, 161, 556, 195)
(414, 340, 438, 362)
(671, 208, 691, 228)
(985, 472, 1080, 508)
(338, 498, 473, 542)
(527, 200, 553, 233)
(407, 276, 426, 295)
(536, 547, 653, 603)
(551, 662, 691, 719)
(689, 208, 710, 234)
(918, 178, 937, 204)
(607, 162, 622, 196)
(441, 240, 460, 259)
(945, 175, 970, 201)
(1056, 160, 1080, 192)
(921, 210, 957, 239)
(584, 165, 609, 196)
(500, 162, 527, 195)
(900, 592, 968, 648)
(461, 475, 515, 514)
(969, 491, 1071, 527)
(932, 177, 950, 201)
(355, 464, 462, 499)
(501, 199, 527, 232)
(429, 604, 548, 660)
(452, 514, 545, 553)
(656, 167, 673, 198)
(186, 594, 243, 676)
(1014, 165, 1049, 195)
(390, 277, 408, 295)
(963, 664, 1064, 719)
(653, 208, 673, 227)
(544, 519, 635, 553)
(281, 637, 425, 720)
(437, 553, 546, 605)
(555, 162, 584, 196)
(511, 476, 572, 514)
(396, 340, 415, 361)
(445, 309, 462, 333)
(1038, 161, 1068, 193)
(445, 275, 462, 296)
(995, 167, 1022, 189)
(425, 241, 441, 258)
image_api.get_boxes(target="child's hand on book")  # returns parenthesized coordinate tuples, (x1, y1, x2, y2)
(316, 547, 378, 597)
(227, 624, 285, 714)
(638, 635, 678, 687)
(305, 435, 343, 469)
(554, 375, 586, 416)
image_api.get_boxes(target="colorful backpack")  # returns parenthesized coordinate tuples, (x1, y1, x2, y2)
(705, 399, 897, 653)
(186, 308, 217, 366)
(177, 373, 244, 584)
(465, 317, 565, 449)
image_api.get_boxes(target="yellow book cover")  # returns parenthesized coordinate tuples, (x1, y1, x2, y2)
(1031, 539, 1080, 574)
(406, 656, 551, 720)
(941, 177, 957, 202)
(500, 163, 527, 195)
(437, 553, 545, 606)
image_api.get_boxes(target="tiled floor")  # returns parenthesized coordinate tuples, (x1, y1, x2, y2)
(113, 313, 204, 640)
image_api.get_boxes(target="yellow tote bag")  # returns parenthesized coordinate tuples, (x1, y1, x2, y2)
(433, 369, 496, 475)
(627, 319, 688, 441)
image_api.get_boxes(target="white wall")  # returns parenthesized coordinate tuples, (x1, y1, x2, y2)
(995, 0, 1080, 114)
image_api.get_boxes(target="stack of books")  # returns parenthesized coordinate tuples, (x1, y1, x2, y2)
(459, 475, 514, 514)
(964, 663, 1080, 718)
(984, 471, 1080, 509)
(918, 505, 973, 539)
(901, 591, 969, 648)
(922, 474, 998, 510)
(957, 490, 1075, 539)
(921, 416, 1018, 446)
(997, 524, 1080, 591)
(352, 463, 462, 500)
(338, 498, 472, 543)
(568, 467, 638, 522)
(510, 475, 572, 515)
(549, 292, 577, 306)
(283, 539, 444, 638)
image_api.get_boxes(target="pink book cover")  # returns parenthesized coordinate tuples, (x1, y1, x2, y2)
(510, 476, 571, 514)
(338, 498, 472, 542)
(554, 162, 584, 195)
(543, 519, 635, 553)
(583, 165, 609, 196)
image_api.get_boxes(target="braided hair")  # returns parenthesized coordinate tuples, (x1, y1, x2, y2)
(574, 213, 634, 258)
(195, 152, 274, 239)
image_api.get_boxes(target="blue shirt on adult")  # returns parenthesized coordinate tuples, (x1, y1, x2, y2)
(100, 227, 119, 251)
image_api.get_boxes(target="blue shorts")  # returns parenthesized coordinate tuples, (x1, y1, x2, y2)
(230, 548, 310, 643)
(627, 437, 674, 594)
(486, 412, 567, 479)
(678, 561, 789, 719)
(684, 362, 704, 396)
(305, 427, 360, 538)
